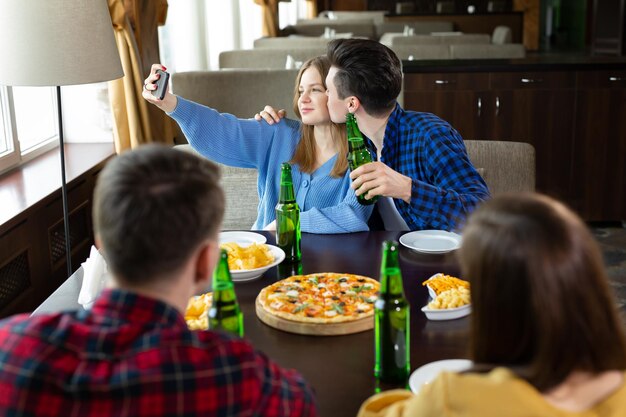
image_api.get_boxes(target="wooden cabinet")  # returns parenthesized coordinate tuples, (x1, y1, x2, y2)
(404, 72, 490, 140)
(487, 72, 577, 202)
(571, 70, 626, 220)
(0, 144, 114, 318)
(404, 70, 577, 205)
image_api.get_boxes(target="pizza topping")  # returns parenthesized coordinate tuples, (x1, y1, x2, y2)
(332, 303, 345, 314)
(305, 305, 323, 317)
(293, 303, 309, 313)
(258, 272, 380, 323)
(357, 303, 371, 311)
(270, 301, 284, 310)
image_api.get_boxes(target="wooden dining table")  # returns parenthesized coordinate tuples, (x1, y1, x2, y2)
(34, 231, 471, 417)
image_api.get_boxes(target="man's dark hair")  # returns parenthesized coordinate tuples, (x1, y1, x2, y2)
(93, 144, 224, 286)
(327, 38, 402, 117)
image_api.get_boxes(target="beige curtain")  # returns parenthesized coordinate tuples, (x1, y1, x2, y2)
(108, 0, 173, 153)
(306, 0, 317, 19)
(253, 0, 280, 37)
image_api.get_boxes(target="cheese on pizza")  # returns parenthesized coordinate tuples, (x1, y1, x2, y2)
(257, 273, 379, 324)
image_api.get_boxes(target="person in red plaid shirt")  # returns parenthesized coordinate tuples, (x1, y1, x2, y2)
(0, 145, 317, 417)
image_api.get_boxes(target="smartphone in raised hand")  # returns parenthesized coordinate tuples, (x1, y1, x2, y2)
(152, 69, 170, 100)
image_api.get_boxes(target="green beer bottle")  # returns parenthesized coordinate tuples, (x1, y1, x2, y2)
(276, 162, 302, 262)
(208, 249, 244, 337)
(346, 112, 378, 206)
(375, 241, 410, 384)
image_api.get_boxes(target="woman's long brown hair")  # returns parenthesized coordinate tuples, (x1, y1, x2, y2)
(460, 193, 626, 392)
(290, 56, 347, 178)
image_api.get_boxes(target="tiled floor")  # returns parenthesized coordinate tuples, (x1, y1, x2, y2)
(592, 224, 626, 310)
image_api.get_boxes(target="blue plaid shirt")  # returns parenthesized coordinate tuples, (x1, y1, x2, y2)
(372, 104, 490, 231)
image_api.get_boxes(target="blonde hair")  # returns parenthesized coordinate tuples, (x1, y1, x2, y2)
(290, 56, 348, 178)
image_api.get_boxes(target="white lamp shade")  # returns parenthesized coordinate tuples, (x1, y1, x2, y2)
(0, 0, 124, 86)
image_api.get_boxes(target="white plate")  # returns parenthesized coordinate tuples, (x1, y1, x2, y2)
(229, 244, 285, 282)
(219, 231, 267, 246)
(421, 303, 471, 320)
(399, 230, 461, 254)
(409, 359, 473, 394)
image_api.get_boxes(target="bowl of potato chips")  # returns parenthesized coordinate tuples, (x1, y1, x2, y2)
(219, 241, 285, 282)
(421, 273, 471, 320)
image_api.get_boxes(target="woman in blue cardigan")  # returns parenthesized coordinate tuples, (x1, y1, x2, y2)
(143, 57, 371, 234)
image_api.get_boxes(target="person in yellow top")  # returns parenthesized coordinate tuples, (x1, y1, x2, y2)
(359, 192, 626, 417)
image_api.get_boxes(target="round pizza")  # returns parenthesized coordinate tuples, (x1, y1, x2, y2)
(257, 272, 380, 324)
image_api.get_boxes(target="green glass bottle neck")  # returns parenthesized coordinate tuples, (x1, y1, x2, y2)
(346, 113, 365, 145)
(348, 137, 367, 153)
(380, 247, 405, 296)
(213, 250, 234, 290)
(279, 165, 296, 203)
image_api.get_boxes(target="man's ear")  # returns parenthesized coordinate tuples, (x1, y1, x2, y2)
(194, 240, 219, 287)
(347, 96, 361, 113)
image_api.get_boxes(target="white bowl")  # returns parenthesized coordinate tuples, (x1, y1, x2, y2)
(219, 231, 266, 246)
(421, 303, 471, 320)
(409, 359, 473, 393)
(229, 244, 285, 282)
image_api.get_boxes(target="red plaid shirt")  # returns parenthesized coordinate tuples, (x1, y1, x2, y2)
(0, 289, 317, 417)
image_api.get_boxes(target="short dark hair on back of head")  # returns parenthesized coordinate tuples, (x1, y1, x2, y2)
(327, 38, 402, 117)
(93, 144, 225, 286)
(460, 193, 626, 391)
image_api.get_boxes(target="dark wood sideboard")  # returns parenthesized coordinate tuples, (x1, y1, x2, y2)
(0, 143, 115, 318)
(402, 56, 626, 221)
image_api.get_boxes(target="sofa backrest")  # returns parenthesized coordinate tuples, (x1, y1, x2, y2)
(392, 33, 491, 46)
(219, 48, 325, 69)
(390, 44, 451, 60)
(464, 140, 535, 194)
(285, 20, 376, 39)
(375, 21, 454, 39)
(171, 69, 298, 119)
(254, 36, 332, 49)
(175, 144, 259, 230)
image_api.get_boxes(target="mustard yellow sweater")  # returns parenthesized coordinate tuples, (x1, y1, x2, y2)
(358, 368, 626, 417)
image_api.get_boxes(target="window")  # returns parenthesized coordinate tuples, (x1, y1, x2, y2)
(12, 87, 57, 153)
(0, 86, 58, 174)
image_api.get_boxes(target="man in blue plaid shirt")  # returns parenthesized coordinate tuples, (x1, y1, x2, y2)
(324, 38, 489, 231)
(259, 40, 488, 231)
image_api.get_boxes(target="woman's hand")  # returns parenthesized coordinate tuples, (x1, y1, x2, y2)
(142, 63, 177, 113)
(254, 105, 286, 125)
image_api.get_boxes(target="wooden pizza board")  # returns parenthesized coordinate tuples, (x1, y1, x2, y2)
(255, 296, 374, 336)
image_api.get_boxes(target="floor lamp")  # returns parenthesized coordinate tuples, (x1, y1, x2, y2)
(0, 0, 124, 277)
